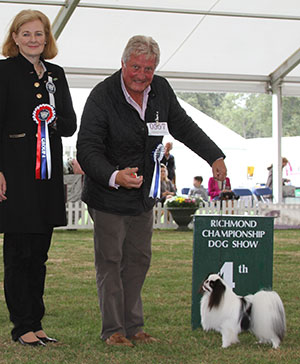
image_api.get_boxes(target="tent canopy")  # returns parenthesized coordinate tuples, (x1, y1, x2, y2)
(1, 0, 299, 202)
(1, 0, 300, 95)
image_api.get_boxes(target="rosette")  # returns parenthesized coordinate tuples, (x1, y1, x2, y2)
(32, 104, 56, 179)
(149, 143, 165, 199)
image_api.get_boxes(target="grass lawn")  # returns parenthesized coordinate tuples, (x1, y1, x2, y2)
(0, 229, 299, 364)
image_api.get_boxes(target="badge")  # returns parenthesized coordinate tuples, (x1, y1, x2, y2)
(147, 110, 169, 136)
(46, 80, 56, 94)
(147, 122, 169, 136)
(32, 104, 56, 180)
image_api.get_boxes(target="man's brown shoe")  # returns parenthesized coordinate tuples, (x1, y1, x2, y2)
(105, 333, 134, 347)
(129, 331, 158, 344)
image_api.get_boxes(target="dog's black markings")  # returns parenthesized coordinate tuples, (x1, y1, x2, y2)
(240, 297, 252, 331)
(208, 278, 226, 310)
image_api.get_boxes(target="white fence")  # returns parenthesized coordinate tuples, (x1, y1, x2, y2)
(57, 199, 300, 230)
(153, 200, 262, 230)
(56, 201, 94, 230)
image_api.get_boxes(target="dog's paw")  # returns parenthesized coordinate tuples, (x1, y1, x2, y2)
(222, 336, 239, 348)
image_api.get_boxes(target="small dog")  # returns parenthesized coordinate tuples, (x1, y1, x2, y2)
(199, 274, 286, 348)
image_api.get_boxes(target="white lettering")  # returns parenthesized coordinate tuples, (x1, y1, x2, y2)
(208, 240, 229, 248)
(210, 219, 257, 228)
(202, 230, 220, 238)
(41, 138, 46, 157)
(232, 240, 259, 248)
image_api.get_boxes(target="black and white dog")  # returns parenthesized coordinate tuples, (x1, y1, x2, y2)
(199, 274, 286, 349)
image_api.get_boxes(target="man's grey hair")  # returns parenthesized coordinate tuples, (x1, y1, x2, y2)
(122, 35, 160, 68)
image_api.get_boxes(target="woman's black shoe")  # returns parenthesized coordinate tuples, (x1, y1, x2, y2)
(37, 336, 58, 343)
(18, 337, 46, 347)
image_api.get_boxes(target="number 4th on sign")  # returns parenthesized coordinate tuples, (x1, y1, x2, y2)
(219, 262, 236, 289)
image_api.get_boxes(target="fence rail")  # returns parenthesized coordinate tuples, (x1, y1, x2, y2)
(56, 199, 300, 230)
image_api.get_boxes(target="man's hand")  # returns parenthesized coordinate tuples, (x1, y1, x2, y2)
(0, 172, 7, 202)
(212, 159, 227, 181)
(115, 167, 143, 189)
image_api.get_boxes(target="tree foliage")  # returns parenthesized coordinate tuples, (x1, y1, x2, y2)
(176, 92, 300, 138)
(176, 92, 225, 121)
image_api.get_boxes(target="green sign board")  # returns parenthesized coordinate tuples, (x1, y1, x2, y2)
(191, 215, 274, 330)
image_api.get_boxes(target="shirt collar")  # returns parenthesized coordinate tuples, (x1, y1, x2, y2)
(120, 73, 151, 120)
(120, 73, 151, 102)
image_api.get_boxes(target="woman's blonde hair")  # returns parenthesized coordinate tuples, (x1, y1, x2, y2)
(2, 9, 58, 59)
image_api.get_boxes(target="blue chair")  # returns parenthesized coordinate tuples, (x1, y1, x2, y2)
(251, 187, 272, 203)
(232, 188, 253, 197)
(232, 188, 253, 206)
(181, 188, 190, 195)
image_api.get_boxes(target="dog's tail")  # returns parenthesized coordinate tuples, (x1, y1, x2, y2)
(247, 290, 286, 349)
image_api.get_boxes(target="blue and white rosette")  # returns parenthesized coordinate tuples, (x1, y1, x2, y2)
(149, 143, 165, 199)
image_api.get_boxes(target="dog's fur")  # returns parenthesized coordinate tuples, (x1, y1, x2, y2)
(200, 274, 286, 348)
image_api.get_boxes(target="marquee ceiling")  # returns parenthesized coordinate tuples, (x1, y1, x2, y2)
(1, 0, 300, 95)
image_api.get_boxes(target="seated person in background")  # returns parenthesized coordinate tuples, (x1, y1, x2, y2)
(266, 157, 296, 198)
(188, 176, 208, 201)
(159, 163, 176, 205)
(208, 176, 231, 200)
(266, 157, 290, 189)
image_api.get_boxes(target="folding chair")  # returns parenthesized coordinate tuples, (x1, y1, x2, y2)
(181, 188, 190, 195)
(232, 188, 253, 197)
(232, 188, 253, 206)
(251, 187, 272, 203)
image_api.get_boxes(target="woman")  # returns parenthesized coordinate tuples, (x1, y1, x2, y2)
(208, 176, 231, 200)
(266, 157, 290, 189)
(0, 10, 76, 346)
(159, 163, 176, 205)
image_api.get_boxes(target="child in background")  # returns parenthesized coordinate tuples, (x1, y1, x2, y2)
(189, 176, 208, 201)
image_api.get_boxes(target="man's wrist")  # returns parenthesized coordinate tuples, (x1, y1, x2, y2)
(109, 170, 120, 189)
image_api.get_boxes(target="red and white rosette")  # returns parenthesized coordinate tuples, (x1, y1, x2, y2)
(32, 104, 56, 179)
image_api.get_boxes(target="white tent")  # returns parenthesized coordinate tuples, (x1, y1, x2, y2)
(168, 99, 247, 191)
(2, 0, 300, 201)
(165, 101, 300, 192)
(1, 1, 300, 94)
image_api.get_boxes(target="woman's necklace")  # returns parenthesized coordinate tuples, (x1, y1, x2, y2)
(35, 61, 44, 78)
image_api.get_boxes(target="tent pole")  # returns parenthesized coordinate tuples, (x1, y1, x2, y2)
(272, 86, 282, 204)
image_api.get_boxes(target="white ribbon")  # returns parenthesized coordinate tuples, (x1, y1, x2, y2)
(149, 143, 165, 199)
(45, 121, 51, 178)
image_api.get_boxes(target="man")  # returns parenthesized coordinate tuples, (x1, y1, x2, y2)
(188, 176, 209, 201)
(76, 35, 227, 347)
(161, 142, 176, 186)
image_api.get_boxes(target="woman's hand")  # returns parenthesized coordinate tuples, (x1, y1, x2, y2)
(0, 172, 7, 202)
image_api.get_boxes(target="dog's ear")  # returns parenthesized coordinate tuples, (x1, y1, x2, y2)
(208, 278, 226, 310)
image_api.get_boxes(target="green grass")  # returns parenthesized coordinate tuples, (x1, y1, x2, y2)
(0, 229, 299, 364)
